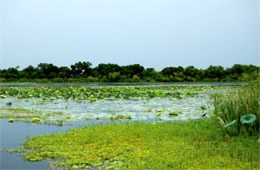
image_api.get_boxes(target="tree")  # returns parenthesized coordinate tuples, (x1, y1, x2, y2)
(108, 72, 121, 82)
(0, 63, 259, 82)
(184, 66, 199, 81)
(70, 62, 92, 78)
(0, 66, 20, 79)
(205, 65, 224, 80)
(58, 66, 71, 78)
(22, 65, 37, 79)
(36, 63, 60, 79)
(121, 64, 144, 78)
(96, 63, 121, 78)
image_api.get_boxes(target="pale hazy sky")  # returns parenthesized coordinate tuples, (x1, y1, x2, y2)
(0, 0, 259, 70)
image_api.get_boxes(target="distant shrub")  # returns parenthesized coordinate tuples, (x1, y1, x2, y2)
(0, 78, 6, 82)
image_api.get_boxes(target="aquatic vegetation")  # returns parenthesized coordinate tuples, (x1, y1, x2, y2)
(109, 114, 131, 120)
(0, 86, 232, 101)
(0, 107, 69, 126)
(108, 115, 114, 120)
(6, 102, 12, 107)
(18, 119, 259, 169)
(223, 120, 236, 128)
(0, 86, 229, 122)
(32, 118, 40, 124)
(147, 108, 152, 112)
(212, 86, 259, 136)
(56, 120, 63, 126)
(200, 105, 207, 110)
(3, 85, 258, 169)
(8, 118, 14, 123)
(65, 115, 71, 119)
(17, 106, 25, 110)
(156, 112, 162, 117)
(169, 109, 182, 117)
(240, 114, 257, 135)
(240, 114, 257, 124)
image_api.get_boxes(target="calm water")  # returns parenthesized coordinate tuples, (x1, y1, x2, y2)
(0, 119, 114, 169)
(0, 82, 248, 87)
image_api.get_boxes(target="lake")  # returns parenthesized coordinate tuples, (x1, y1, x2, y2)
(0, 83, 246, 169)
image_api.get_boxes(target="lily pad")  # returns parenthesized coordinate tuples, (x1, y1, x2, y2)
(169, 109, 182, 116)
(8, 118, 14, 123)
(240, 114, 256, 124)
(32, 118, 40, 124)
(200, 105, 207, 110)
(111, 115, 132, 120)
(169, 112, 178, 116)
(156, 112, 162, 117)
(6, 102, 12, 107)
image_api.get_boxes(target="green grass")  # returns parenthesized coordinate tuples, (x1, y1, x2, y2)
(19, 119, 259, 169)
(212, 86, 259, 136)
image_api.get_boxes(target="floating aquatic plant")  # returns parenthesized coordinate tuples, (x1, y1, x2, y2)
(0, 107, 68, 125)
(8, 118, 14, 123)
(32, 118, 40, 124)
(0, 86, 216, 101)
(109, 115, 131, 120)
(169, 112, 178, 116)
(65, 115, 71, 119)
(169, 109, 182, 116)
(156, 112, 162, 117)
(200, 105, 207, 110)
(147, 108, 152, 112)
(240, 114, 256, 124)
(6, 102, 12, 107)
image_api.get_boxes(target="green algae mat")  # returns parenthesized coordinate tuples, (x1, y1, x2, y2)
(17, 119, 259, 169)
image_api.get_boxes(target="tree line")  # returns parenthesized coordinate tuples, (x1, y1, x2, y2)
(0, 62, 259, 82)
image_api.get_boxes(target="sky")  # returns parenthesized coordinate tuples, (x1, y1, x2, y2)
(0, 0, 259, 70)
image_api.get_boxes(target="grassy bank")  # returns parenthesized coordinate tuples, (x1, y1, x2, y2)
(18, 119, 259, 169)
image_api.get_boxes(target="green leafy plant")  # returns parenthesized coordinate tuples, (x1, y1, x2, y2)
(8, 118, 14, 123)
(109, 114, 131, 120)
(169, 109, 182, 116)
(6, 102, 12, 107)
(240, 114, 257, 135)
(212, 86, 259, 136)
(32, 118, 40, 124)
(240, 114, 256, 124)
(200, 105, 207, 110)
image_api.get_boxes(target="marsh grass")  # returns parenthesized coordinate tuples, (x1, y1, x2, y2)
(19, 119, 259, 169)
(212, 86, 259, 136)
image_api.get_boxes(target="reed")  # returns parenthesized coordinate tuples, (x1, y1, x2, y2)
(212, 85, 259, 136)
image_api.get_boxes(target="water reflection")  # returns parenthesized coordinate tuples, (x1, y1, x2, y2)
(0, 119, 108, 169)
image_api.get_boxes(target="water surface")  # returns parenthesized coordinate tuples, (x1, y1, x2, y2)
(0, 82, 248, 87)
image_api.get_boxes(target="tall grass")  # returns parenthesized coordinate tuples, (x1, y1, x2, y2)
(212, 85, 259, 136)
